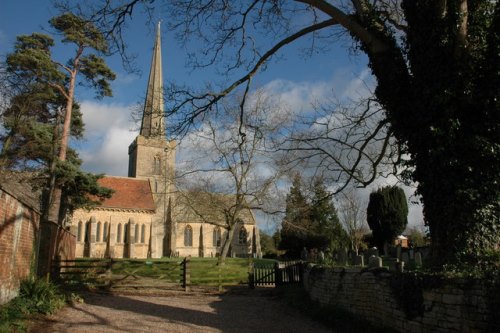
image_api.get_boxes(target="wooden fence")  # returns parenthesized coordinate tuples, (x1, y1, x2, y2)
(249, 261, 303, 288)
(51, 258, 186, 291)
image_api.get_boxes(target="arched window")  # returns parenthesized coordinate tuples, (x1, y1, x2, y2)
(184, 225, 193, 247)
(77, 221, 83, 242)
(124, 223, 129, 244)
(96, 222, 102, 242)
(153, 155, 161, 175)
(84, 221, 91, 243)
(135, 224, 139, 243)
(213, 227, 222, 247)
(141, 224, 146, 243)
(239, 227, 247, 245)
(117, 224, 122, 243)
(103, 222, 108, 242)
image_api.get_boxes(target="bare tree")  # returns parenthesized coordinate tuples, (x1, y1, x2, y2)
(337, 189, 369, 255)
(174, 91, 288, 264)
(61, 0, 500, 266)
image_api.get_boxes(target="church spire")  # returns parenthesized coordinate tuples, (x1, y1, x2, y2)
(140, 21, 165, 138)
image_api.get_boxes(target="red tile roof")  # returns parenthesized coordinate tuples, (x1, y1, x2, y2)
(97, 177, 155, 211)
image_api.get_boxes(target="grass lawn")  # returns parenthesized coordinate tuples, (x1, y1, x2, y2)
(74, 257, 277, 286)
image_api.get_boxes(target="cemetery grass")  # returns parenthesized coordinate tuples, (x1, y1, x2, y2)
(277, 284, 398, 333)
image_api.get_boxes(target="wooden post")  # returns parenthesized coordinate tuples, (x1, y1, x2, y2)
(183, 256, 190, 292)
(274, 262, 281, 287)
(248, 261, 255, 289)
(218, 264, 223, 292)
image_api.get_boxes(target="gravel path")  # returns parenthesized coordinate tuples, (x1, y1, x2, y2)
(28, 289, 334, 333)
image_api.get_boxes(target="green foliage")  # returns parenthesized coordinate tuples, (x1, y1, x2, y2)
(367, 186, 408, 252)
(280, 176, 348, 258)
(280, 175, 312, 257)
(259, 231, 279, 258)
(310, 179, 348, 252)
(0, 278, 66, 332)
(1, 12, 115, 219)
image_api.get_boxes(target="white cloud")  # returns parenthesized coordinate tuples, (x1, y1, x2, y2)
(77, 101, 138, 176)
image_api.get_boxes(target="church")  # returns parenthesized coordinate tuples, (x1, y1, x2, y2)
(71, 24, 261, 259)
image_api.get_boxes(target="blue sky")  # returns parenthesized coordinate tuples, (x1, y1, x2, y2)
(0, 1, 424, 230)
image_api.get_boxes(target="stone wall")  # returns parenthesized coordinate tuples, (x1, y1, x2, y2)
(0, 188, 39, 305)
(303, 265, 499, 333)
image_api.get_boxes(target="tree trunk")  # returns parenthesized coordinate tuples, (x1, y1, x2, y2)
(218, 225, 237, 265)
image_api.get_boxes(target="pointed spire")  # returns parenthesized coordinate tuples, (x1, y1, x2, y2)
(140, 21, 165, 138)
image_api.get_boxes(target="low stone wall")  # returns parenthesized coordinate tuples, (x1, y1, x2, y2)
(303, 265, 499, 333)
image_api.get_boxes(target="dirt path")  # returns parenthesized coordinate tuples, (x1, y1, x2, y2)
(28, 289, 334, 333)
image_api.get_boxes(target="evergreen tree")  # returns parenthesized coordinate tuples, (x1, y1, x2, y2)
(309, 178, 347, 252)
(367, 186, 409, 253)
(4, 13, 116, 223)
(280, 174, 312, 258)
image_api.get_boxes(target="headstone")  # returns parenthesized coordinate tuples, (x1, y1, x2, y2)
(354, 255, 364, 266)
(368, 255, 383, 268)
(318, 250, 325, 263)
(415, 252, 423, 267)
(396, 260, 405, 272)
(409, 248, 415, 260)
(386, 258, 399, 271)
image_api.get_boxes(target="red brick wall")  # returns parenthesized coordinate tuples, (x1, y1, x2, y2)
(0, 189, 40, 305)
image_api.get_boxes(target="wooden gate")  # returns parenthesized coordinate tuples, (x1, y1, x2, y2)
(51, 258, 185, 291)
(250, 261, 303, 288)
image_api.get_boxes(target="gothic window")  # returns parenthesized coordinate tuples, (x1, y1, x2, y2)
(77, 221, 83, 242)
(184, 225, 193, 247)
(239, 227, 247, 245)
(135, 224, 139, 243)
(103, 222, 108, 242)
(141, 224, 146, 243)
(153, 155, 161, 175)
(84, 222, 91, 243)
(124, 224, 129, 244)
(117, 224, 122, 243)
(213, 227, 222, 247)
(96, 222, 102, 242)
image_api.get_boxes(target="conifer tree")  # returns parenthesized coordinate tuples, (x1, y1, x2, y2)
(310, 178, 347, 252)
(280, 174, 312, 258)
(5, 13, 116, 224)
(367, 186, 409, 253)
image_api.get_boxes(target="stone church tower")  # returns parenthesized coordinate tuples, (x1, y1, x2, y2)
(128, 22, 176, 258)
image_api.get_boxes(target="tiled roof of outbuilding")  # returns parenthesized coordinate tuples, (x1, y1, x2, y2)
(97, 177, 155, 212)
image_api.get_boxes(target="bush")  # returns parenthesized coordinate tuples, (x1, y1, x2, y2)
(0, 277, 66, 332)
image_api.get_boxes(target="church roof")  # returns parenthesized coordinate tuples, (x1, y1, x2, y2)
(175, 191, 256, 225)
(96, 177, 155, 212)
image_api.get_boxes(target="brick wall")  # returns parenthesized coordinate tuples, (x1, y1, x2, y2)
(0, 188, 40, 305)
(303, 265, 499, 333)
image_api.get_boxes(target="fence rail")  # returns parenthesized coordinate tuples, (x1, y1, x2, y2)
(249, 261, 303, 288)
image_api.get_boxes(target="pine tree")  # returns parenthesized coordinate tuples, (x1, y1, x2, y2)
(4, 13, 116, 224)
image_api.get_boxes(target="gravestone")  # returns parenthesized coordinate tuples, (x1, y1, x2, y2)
(369, 255, 383, 268)
(338, 249, 348, 266)
(354, 255, 364, 266)
(415, 252, 423, 267)
(386, 258, 399, 271)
